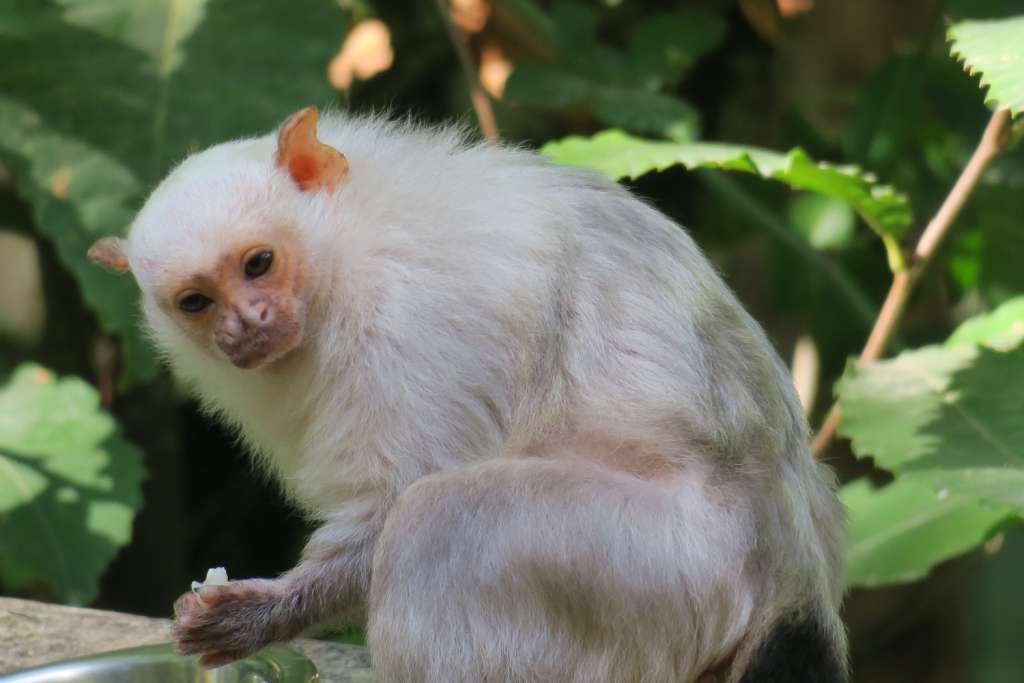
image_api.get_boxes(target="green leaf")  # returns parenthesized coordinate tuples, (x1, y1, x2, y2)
(843, 477, 1012, 588)
(787, 194, 856, 250)
(837, 339, 1024, 514)
(949, 15, 1024, 115)
(542, 129, 913, 241)
(948, 296, 1024, 349)
(0, 364, 144, 604)
(0, 0, 346, 386)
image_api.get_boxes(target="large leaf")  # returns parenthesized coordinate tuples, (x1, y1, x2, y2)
(843, 477, 1012, 588)
(0, 0, 346, 386)
(542, 129, 913, 243)
(949, 15, 1024, 115)
(837, 299, 1024, 515)
(0, 364, 144, 604)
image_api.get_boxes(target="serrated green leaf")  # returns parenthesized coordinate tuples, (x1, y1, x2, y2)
(542, 129, 913, 240)
(837, 339, 1024, 514)
(949, 16, 1024, 115)
(843, 477, 1013, 588)
(0, 364, 144, 604)
(0, 0, 346, 387)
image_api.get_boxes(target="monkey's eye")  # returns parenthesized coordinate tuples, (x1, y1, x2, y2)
(244, 250, 273, 279)
(178, 292, 212, 313)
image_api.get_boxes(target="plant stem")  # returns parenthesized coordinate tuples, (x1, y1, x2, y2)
(434, 0, 500, 144)
(811, 108, 1013, 457)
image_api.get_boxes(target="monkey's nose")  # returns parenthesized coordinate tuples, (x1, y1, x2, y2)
(240, 300, 272, 327)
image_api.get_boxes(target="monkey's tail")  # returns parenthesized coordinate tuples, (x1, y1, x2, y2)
(736, 613, 847, 683)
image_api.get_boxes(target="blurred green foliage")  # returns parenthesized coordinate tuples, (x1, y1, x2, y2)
(1, 0, 1024, 680)
(0, 363, 142, 605)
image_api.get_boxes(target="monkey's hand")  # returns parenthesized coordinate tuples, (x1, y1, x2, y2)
(172, 578, 295, 668)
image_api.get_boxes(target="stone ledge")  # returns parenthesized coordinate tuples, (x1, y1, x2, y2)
(0, 597, 374, 681)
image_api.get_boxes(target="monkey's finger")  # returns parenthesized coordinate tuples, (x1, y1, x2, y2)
(194, 585, 227, 607)
(173, 591, 203, 617)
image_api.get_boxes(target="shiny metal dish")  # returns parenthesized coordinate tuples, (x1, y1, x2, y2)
(0, 643, 319, 683)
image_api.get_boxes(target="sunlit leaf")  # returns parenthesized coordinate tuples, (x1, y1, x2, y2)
(843, 477, 1012, 588)
(0, 364, 144, 604)
(948, 296, 1024, 349)
(837, 335, 1024, 514)
(836, 300, 1024, 588)
(949, 15, 1024, 115)
(543, 129, 913, 241)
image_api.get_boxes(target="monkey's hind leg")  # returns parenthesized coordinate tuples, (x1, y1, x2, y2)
(368, 457, 756, 683)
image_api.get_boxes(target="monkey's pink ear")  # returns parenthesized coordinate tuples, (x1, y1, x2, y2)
(274, 106, 349, 192)
(87, 237, 131, 272)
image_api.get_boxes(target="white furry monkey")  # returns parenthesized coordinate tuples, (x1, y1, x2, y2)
(89, 106, 847, 682)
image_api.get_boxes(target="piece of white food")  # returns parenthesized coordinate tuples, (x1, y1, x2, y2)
(191, 566, 229, 593)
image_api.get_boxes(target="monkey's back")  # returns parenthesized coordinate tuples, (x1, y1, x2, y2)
(308, 119, 849, 678)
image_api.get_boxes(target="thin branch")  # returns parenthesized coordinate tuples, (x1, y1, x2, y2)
(811, 109, 1013, 457)
(434, 0, 500, 144)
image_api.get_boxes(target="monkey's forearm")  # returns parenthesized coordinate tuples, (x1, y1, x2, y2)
(173, 518, 378, 665)
(279, 532, 375, 632)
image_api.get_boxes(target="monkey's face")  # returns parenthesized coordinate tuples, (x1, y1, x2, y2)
(87, 106, 347, 372)
(162, 237, 309, 370)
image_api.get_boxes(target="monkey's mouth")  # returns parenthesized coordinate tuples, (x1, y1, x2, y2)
(216, 329, 301, 370)
(226, 347, 271, 369)
(214, 309, 304, 370)
(217, 339, 272, 369)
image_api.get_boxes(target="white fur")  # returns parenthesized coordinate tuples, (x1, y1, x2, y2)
(126, 113, 847, 682)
